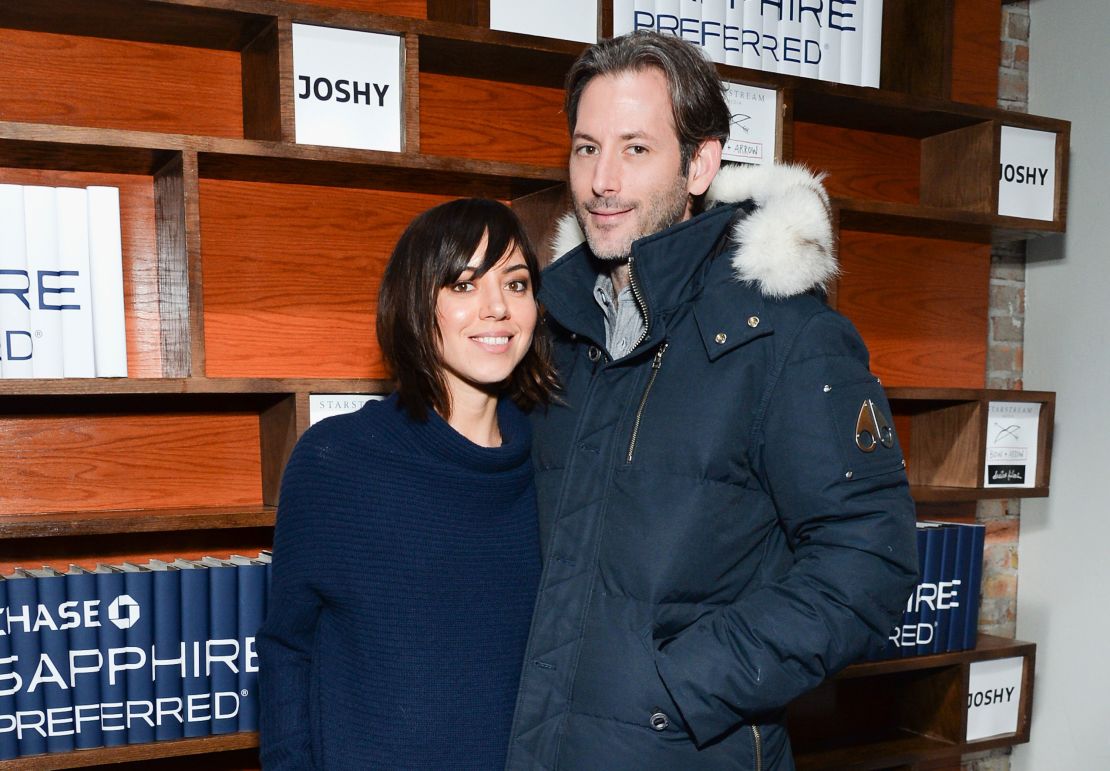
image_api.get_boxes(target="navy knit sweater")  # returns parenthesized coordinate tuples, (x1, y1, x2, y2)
(258, 394, 540, 770)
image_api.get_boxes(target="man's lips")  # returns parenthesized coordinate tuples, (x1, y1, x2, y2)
(587, 208, 633, 226)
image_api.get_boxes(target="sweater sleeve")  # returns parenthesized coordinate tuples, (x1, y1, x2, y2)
(653, 310, 919, 746)
(257, 435, 327, 770)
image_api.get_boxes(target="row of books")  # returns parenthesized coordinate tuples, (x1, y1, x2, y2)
(614, 0, 883, 87)
(0, 553, 270, 761)
(0, 183, 127, 379)
(877, 521, 986, 659)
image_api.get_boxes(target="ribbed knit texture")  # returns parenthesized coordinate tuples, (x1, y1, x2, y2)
(258, 394, 540, 770)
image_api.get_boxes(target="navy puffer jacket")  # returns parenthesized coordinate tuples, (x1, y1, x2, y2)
(507, 165, 919, 770)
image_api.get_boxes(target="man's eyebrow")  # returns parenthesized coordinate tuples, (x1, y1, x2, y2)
(572, 130, 654, 142)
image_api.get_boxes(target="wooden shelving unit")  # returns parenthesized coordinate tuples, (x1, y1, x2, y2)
(0, 0, 1061, 768)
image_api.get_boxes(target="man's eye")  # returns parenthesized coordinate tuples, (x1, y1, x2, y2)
(575, 145, 598, 156)
(628, 145, 648, 155)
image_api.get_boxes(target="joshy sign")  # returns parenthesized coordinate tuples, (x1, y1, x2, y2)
(997, 126, 1057, 222)
(292, 23, 403, 152)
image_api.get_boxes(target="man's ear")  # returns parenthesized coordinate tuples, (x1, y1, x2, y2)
(685, 139, 724, 197)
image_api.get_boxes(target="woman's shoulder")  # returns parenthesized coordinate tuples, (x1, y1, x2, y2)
(289, 395, 401, 466)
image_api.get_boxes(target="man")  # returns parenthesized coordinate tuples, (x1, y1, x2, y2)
(507, 31, 918, 770)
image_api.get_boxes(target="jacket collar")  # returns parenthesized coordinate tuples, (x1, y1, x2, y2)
(540, 163, 836, 350)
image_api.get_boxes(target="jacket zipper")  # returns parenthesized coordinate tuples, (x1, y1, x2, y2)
(625, 342, 669, 463)
(626, 255, 650, 352)
(751, 725, 763, 771)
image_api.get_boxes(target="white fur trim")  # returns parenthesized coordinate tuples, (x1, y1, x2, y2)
(548, 163, 836, 298)
(550, 212, 585, 261)
(710, 163, 837, 298)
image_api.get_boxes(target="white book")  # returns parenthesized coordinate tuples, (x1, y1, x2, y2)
(23, 185, 64, 378)
(818, 9, 843, 83)
(741, 0, 764, 71)
(839, 1, 864, 86)
(56, 187, 96, 378)
(87, 186, 128, 377)
(0, 184, 34, 378)
(682, 0, 721, 65)
(777, 3, 802, 76)
(724, 0, 743, 67)
(861, 0, 884, 88)
(800, 2, 822, 80)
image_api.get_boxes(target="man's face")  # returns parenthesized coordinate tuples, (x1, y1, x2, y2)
(569, 68, 693, 262)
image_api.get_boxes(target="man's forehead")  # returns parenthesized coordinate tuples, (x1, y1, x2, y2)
(575, 68, 677, 137)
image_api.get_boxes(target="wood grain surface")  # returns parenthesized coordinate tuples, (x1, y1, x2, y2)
(793, 121, 920, 204)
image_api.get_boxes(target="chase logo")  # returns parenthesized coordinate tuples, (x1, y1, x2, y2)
(107, 594, 140, 630)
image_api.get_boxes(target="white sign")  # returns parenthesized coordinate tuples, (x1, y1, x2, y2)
(967, 657, 1024, 742)
(998, 126, 1057, 221)
(292, 24, 403, 152)
(613, 0, 880, 87)
(984, 401, 1041, 488)
(723, 82, 778, 165)
(491, 0, 598, 44)
(310, 393, 385, 425)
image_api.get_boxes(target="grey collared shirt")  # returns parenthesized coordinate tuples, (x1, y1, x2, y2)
(593, 271, 646, 360)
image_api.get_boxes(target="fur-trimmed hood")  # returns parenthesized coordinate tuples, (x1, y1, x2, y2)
(550, 163, 836, 299)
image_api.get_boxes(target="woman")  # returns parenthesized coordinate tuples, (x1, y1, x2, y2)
(258, 198, 557, 769)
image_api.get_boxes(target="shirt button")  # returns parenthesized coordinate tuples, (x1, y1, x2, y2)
(649, 709, 669, 731)
(587, 346, 601, 362)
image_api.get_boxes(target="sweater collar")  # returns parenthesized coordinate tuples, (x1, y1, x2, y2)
(384, 392, 532, 474)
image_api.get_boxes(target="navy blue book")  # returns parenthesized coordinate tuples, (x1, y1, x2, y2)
(961, 523, 988, 651)
(947, 523, 979, 652)
(120, 563, 155, 745)
(7, 569, 47, 757)
(200, 557, 238, 735)
(21, 568, 75, 755)
(0, 578, 19, 760)
(930, 525, 961, 654)
(174, 559, 211, 738)
(147, 559, 184, 741)
(229, 554, 268, 732)
(64, 566, 103, 750)
(903, 524, 942, 657)
(93, 564, 128, 747)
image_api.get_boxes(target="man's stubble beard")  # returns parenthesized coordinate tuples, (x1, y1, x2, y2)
(574, 172, 690, 262)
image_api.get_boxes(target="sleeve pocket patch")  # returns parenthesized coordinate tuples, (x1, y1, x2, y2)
(825, 376, 906, 482)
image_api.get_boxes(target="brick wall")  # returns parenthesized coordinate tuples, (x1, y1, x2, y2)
(964, 3, 1030, 769)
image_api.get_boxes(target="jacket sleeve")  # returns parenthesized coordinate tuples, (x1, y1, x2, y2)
(257, 436, 326, 770)
(653, 310, 919, 747)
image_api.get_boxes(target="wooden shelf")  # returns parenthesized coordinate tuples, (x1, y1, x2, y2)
(0, 505, 276, 539)
(0, 732, 258, 771)
(0, 376, 391, 397)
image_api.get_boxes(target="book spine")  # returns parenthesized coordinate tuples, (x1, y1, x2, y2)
(35, 573, 75, 754)
(799, 0, 821, 80)
(724, 0, 743, 67)
(207, 563, 239, 735)
(23, 186, 64, 378)
(817, 6, 842, 83)
(962, 524, 987, 650)
(55, 188, 96, 378)
(861, 0, 883, 88)
(931, 524, 961, 654)
(0, 185, 34, 379)
(151, 567, 184, 741)
(86, 187, 128, 378)
(838, 0, 864, 86)
(7, 575, 47, 757)
(741, 0, 763, 71)
(777, 0, 803, 76)
(0, 581, 20, 760)
(123, 569, 155, 745)
(906, 524, 942, 657)
(95, 569, 128, 747)
(236, 563, 267, 732)
(179, 565, 212, 738)
(64, 570, 103, 750)
(947, 524, 976, 653)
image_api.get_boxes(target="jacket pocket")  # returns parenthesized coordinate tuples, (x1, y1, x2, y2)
(824, 375, 906, 482)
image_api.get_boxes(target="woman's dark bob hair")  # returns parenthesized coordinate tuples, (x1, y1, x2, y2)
(377, 198, 557, 421)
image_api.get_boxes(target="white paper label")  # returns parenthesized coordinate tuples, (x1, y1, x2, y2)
(967, 657, 1024, 742)
(723, 82, 778, 165)
(309, 393, 385, 425)
(984, 401, 1041, 488)
(998, 126, 1057, 221)
(292, 24, 403, 152)
(613, 0, 878, 86)
(491, 0, 598, 44)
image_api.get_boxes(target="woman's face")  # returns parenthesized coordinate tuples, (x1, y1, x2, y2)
(435, 238, 537, 402)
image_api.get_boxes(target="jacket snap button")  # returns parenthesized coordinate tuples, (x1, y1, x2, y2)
(714, 332, 727, 344)
(587, 346, 601, 362)
(649, 709, 669, 731)
(747, 316, 760, 328)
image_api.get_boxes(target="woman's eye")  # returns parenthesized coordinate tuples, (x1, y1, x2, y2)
(507, 279, 529, 293)
(451, 281, 475, 292)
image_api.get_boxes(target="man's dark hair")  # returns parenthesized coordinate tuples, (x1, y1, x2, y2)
(564, 31, 731, 171)
(377, 198, 557, 421)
